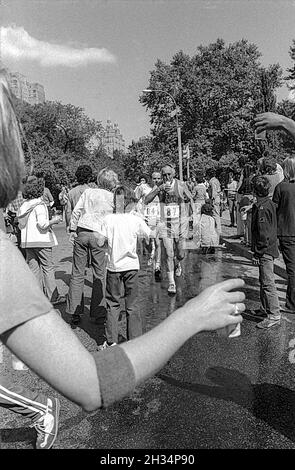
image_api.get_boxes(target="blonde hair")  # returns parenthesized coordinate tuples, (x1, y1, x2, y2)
(0, 69, 25, 207)
(283, 156, 295, 182)
(97, 168, 119, 191)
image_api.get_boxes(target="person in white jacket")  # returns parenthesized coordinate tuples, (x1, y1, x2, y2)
(17, 178, 65, 306)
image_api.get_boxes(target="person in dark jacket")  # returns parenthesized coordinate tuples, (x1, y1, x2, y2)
(251, 176, 280, 328)
(273, 155, 295, 313)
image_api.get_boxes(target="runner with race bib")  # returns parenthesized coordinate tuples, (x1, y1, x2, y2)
(144, 165, 194, 294)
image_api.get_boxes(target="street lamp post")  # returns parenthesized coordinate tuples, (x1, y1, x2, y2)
(142, 89, 183, 180)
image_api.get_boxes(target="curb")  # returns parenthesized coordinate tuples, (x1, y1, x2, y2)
(221, 236, 287, 281)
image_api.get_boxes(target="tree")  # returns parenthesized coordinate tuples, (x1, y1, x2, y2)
(285, 39, 295, 85)
(140, 39, 283, 174)
(13, 97, 105, 195)
(123, 137, 168, 183)
(92, 147, 126, 182)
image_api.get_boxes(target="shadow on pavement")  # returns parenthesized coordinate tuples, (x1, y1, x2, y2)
(55, 270, 93, 290)
(158, 366, 295, 443)
(55, 270, 71, 287)
(0, 426, 35, 444)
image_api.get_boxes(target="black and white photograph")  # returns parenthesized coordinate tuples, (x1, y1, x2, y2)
(1, 0, 295, 454)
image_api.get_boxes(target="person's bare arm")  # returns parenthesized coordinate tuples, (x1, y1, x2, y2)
(254, 112, 295, 141)
(64, 199, 72, 229)
(144, 186, 162, 204)
(1, 309, 101, 411)
(1, 279, 245, 410)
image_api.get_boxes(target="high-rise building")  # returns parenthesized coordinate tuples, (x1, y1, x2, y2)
(29, 82, 46, 104)
(7, 70, 45, 105)
(101, 119, 125, 158)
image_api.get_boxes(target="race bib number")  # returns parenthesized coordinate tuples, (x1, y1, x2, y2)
(144, 203, 160, 218)
(164, 204, 180, 220)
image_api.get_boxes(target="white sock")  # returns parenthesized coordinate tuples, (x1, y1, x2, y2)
(168, 271, 175, 284)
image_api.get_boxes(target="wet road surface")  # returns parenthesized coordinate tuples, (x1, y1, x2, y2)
(1, 224, 295, 449)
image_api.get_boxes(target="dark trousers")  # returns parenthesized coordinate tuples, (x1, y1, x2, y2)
(259, 254, 280, 319)
(105, 270, 142, 344)
(66, 228, 107, 318)
(279, 237, 295, 311)
(0, 378, 47, 420)
(228, 199, 236, 226)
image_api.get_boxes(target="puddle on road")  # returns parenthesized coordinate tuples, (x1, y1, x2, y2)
(138, 247, 269, 333)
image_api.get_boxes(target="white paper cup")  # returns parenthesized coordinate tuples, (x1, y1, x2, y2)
(218, 304, 241, 338)
(11, 354, 29, 371)
(228, 323, 241, 338)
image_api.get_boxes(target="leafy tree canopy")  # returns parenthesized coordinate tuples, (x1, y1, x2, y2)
(138, 38, 283, 178)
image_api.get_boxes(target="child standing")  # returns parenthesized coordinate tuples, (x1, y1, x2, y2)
(251, 176, 281, 329)
(96, 186, 151, 348)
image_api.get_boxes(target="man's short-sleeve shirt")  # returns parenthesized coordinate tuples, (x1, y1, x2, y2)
(0, 230, 52, 335)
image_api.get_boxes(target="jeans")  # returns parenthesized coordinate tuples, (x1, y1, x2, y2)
(66, 228, 107, 319)
(105, 270, 142, 344)
(26, 247, 59, 302)
(279, 237, 295, 311)
(259, 254, 280, 319)
(236, 194, 243, 236)
(227, 199, 236, 226)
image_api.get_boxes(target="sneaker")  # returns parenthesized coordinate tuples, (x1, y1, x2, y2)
(154, 268, 162, 282)
(168, 282, 176, 294)
(70, 314, 81, 326)
(97, 341, 117, 351)
(201, 246, 215, 255)
(147, 257, 153, 266)
(256, 318, 280, 329)
(175, 264, 182, 277)
(31, 398, 60, 449)
(248, 309, 267, 318)
(52, 295, 66, 306)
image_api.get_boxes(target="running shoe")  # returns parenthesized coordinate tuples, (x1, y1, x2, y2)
(175, 264, 182, 277)
(52, 295, 66, 306)
(31, 398, 60, 449)
(70, 314, 81, 327)
(97, 341, 117, 351)
(256, 318, 280, 329)
(154, 268, 162, 282)
(168, 283, 176, 294)
(247, 309, 267, 318)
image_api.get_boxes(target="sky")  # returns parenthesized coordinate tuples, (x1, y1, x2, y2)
(1, 0, 295, 145)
